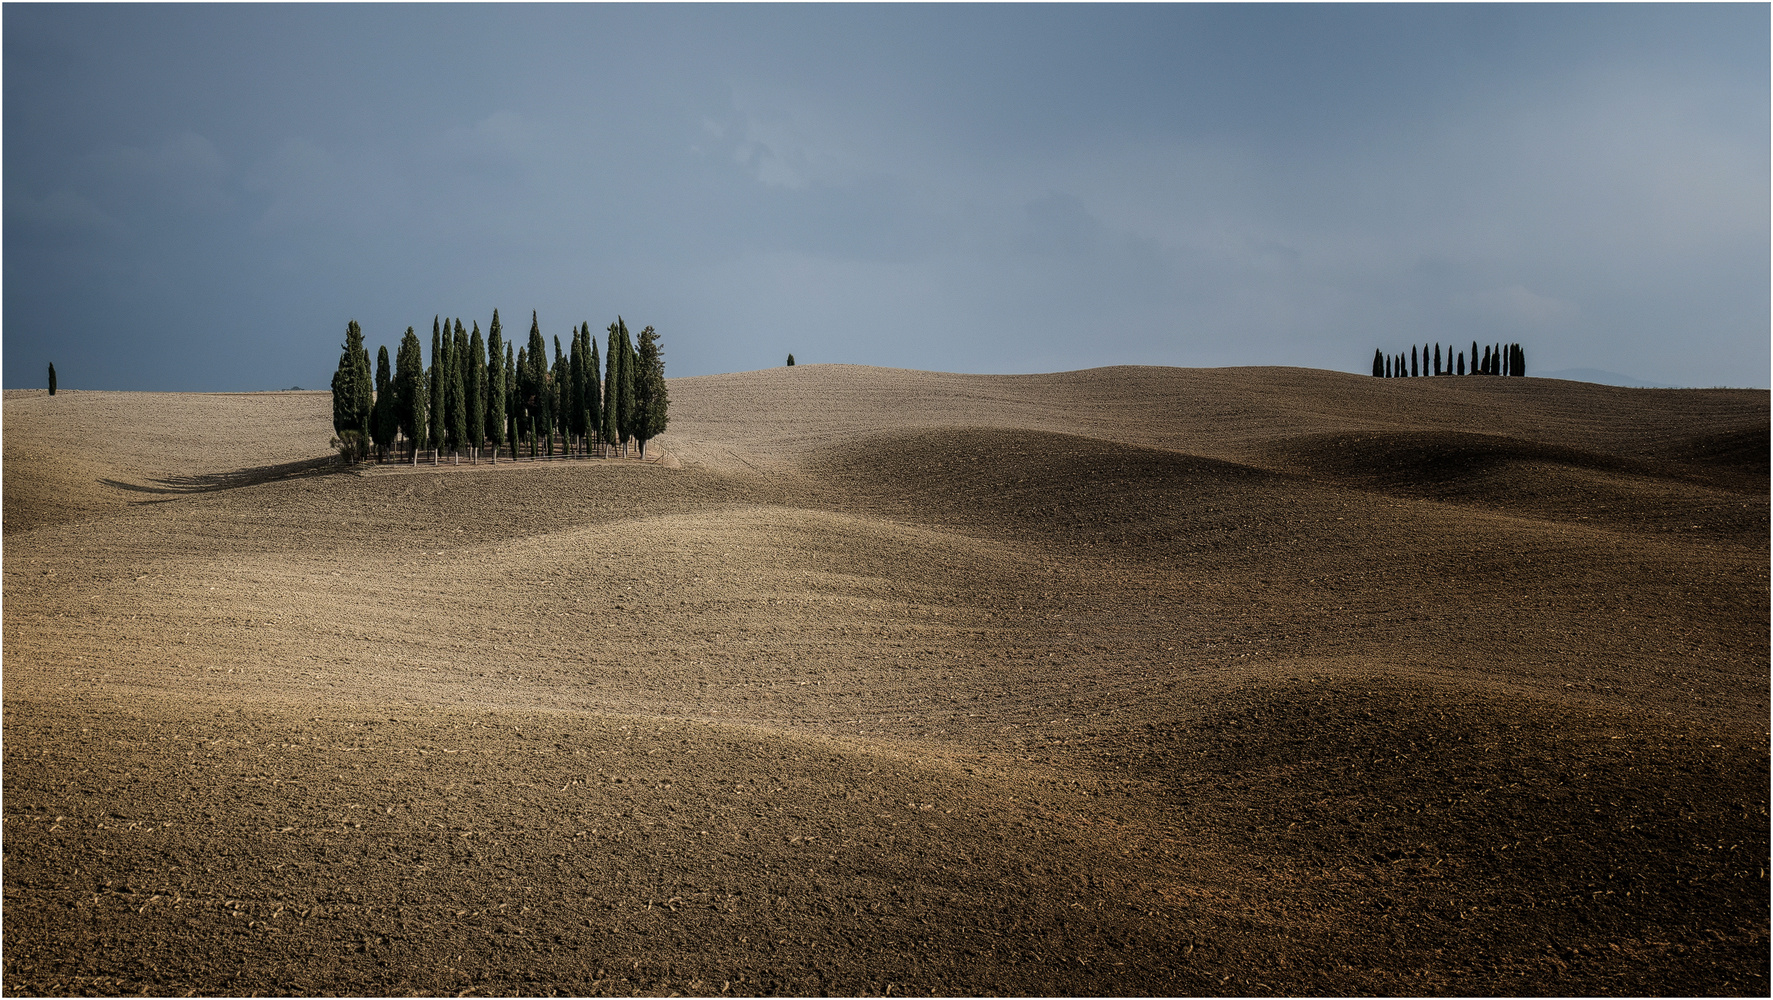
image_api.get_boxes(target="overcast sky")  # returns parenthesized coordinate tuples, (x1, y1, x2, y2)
(5, 4, 1767, 390)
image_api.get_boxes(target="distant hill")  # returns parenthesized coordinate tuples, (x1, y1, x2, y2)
(1539, 367, 1681, 389)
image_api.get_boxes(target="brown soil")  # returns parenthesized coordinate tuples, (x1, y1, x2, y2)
(3, 367, 1767, 996)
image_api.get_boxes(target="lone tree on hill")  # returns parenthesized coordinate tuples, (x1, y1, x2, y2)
(787, 354, 796, 367)
(47, 363, 56, 395)
(633, 325, 669, 459)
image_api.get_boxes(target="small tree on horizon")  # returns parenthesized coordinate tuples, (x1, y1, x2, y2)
(787, 354, 796, 367)
(47, 363, 56, 395)
(1372, 348, 1383, 377)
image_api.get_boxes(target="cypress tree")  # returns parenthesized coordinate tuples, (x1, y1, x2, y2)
(505, 341, 517, 460)
(1456, 351, 1465, 376)
(633, 325, 670, 459)
(445, 321, 465, 463)
(467, 323, 486, 464)
(787, 354, 795, 367)
(552, 335, 568, 457)
(604, 322, 620, 453)
(526, 312, 547, 458)
(516, 345, 531, 457)
(1469, 341, 1478, 375)
(618, 319, 638, 457)
(371, 344, 395, 461)
(429, 319, 445, 463)
(1434, 343, 1442, 375)
(487, 312, 505, 464)
(47, 363, 56, 395)
(586, 335, 602, 456)
(567, 326, 584, 456)
(1372, 348, 1383, 377)
(1411, 345, 1419, 378)
(396, 327, 426, 463)
(329, 320, 373, 462)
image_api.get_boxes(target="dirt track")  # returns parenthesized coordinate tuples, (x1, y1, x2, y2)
(3, 366, 1767, 995)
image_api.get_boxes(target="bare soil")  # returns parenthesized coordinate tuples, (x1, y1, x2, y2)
(3, 367, 1767, 996)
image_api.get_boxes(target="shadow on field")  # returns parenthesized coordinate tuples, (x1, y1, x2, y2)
(101, 455, 339, 496)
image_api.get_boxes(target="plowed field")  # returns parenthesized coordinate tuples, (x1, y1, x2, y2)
(4, 365, 1767, 995)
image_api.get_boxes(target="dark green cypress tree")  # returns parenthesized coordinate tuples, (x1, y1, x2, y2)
(585, 330, 601, 456)
(428, 319, 445, 463)
(1372, 349, 1383, 377)
(505, 341, 518, 460)
(486, 311, 505, 464)
(331, 320, 374, 461)
(47, 363, 56, 395)
(444, 321, 465, 463)
(1457, 351, 1465, 376)
(567, 326, 584, 455)
(618, 319, 638, 457)
(516, 345, 531, 457)
(1434, 343, 1442, 375)
(467, 323, 486, 464)
(526, 312, 547, 458)
(603, 322, 620, 453)
(397, 327, 426, 463)
(787, 354, 795, 367)
(552, 335, 568, 456)
(371, 344, 395, 461)
(1411, 345, 1419, 378)
(633, 325, 670, 459)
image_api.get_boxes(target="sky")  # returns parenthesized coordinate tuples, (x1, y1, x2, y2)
(4, 4, 1767, 391)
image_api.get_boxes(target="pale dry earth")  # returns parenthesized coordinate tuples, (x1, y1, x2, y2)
(2, 366, 1767, 996)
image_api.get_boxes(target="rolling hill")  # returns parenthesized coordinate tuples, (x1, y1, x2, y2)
(4, 365, 1766, 995)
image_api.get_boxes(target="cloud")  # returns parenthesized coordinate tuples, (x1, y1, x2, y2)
(7, 188, 125, 237)
(1452, 285, 1578, 330)
(96, 130, 235, 213)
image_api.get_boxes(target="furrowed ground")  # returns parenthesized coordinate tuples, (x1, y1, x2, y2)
(4, 366, 1767, 995)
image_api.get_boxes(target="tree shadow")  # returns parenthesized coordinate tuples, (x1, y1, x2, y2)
(100, 455, 340, 496)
